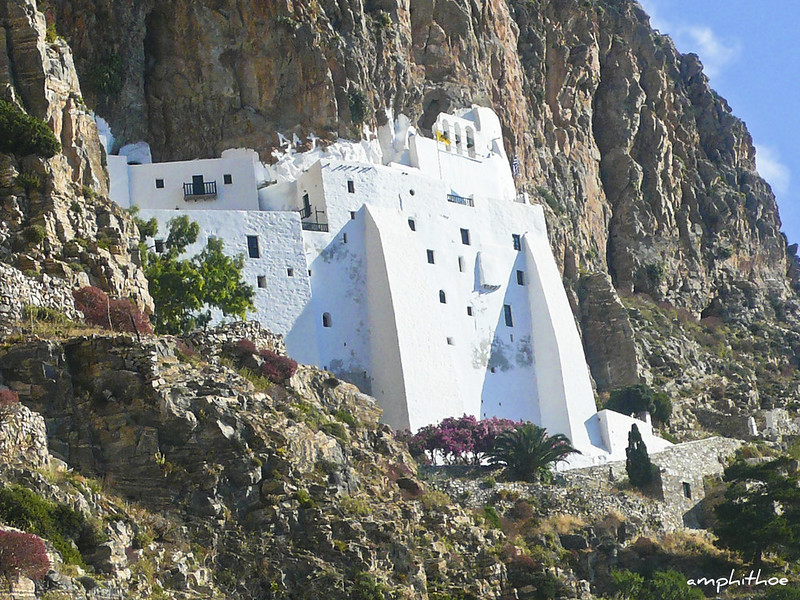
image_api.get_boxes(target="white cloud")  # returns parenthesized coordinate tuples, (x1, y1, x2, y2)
(678, 26, 741, 79)
(755, 144, 791, 196)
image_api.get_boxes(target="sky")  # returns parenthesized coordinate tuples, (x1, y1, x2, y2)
(637, 0, 800, 246)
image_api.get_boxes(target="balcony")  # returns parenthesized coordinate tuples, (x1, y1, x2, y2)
(302, 221, 329, 232)
(447, 193, 474, 207)
(183, 180, 217, 200)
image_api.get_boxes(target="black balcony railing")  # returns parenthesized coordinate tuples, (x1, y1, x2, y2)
(447, 193, 474, 207)
(302, 221, 329, 232)
(183, 181, 217, 198)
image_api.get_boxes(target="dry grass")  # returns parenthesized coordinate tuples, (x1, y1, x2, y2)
(536, 513, 585, 536)
(657, 530, 722, 557)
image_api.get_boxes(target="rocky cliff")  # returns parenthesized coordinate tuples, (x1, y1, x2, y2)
(46, 0, 800, 421)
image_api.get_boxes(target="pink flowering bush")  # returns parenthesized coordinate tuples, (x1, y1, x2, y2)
(0, 390, 19, 410)
(259, 349, 298, 384)
(398, 415, 521, 465)
(72, 286, 152, 334)
(0, 530, 50, 581)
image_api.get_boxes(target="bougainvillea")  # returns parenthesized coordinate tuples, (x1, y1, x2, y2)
(399, 415, 521, 465)
(259, 349, 298, 384)
(0, 530, 50, 580)
(72, 286, 152, 334)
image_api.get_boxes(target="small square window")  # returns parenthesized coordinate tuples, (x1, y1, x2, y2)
(512, 234, 522, 251)
(504, 304, 514, 327)
(347, 180, 355, 193)
(408, 218, 416, 231)
(466, 306, 473, 316)
(155, 178, 164, 189)
(427, 249, 435, 264)
(350, 211, 356, 220)
(460, 228, 471, 245)
(247, 235, 260, 258)
(154, 239, 164, 253)
(257, 276, 266, 288)
(516, 270, 525, 285)
(446, 337, 454, 346)
(458, 256, 465, 272)
(439, 290, 446, 304)
(223, 174, 233, 184)
(287, 268, 294, 277)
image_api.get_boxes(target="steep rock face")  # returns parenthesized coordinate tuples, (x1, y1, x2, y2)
(1, 0, 151, 308)
(48, 0, 798, 401)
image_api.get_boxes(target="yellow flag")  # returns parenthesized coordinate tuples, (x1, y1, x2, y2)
(435, 130, 451, 146)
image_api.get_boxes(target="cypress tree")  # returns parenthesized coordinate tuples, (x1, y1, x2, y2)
(625, 424, 654, 489)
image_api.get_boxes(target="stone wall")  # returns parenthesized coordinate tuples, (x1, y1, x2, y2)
(0, 263, 79, 325)
(0, 403, 50, 471)
(184, 320, 286, 356)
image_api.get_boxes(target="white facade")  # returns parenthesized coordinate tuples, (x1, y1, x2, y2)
(108, 106, 669, 466)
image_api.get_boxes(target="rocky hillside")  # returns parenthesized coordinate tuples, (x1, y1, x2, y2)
(43, 0, 800, 428)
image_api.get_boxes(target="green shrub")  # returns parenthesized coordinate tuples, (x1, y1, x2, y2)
(0, 485, 89, 565)
(606, 383, 671, 424)
(612, 569, 703, 600)
(23, 305, 70, 324)
(320, 420, 348, 441)
(295, 489, 314, 509)
(486, 423, 579, 481)
(351, 571, 388, 600)
(0, 100, 61, 157)
(420, 490, 451, 511)
(87, 53, 124, 96)
(625, 424, 655, 489)
(483, 505, 501, 529)
(15, 171, 41, 194)
(334, 408, 359, 428)
(45, 22, 58, 43)
(23, 224, 47, 246)
(347, 88, 370, 125)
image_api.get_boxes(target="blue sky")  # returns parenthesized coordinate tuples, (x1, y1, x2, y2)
(637, 0, 800, 246)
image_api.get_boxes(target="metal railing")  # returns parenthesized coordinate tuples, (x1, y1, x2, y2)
(447, 193, 474, 207)
(183, 181, 217, 198)
(301, 221, 329, 232)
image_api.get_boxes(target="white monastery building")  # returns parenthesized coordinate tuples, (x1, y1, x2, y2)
(105, 106, 669, 467)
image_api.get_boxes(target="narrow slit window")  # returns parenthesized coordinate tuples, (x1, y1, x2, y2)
(287, 268, 294, 277)
(439, 290, 447, 304)
(350, 211, 356, 220)
(347, 180, 355, 193)
(155, 178, 164, 189)
(322, 313, 332, 328)
(257, 276, 267, 288)
(408, 218, 416, 231)
(516, 270, 525, 285)
(682, 482, 692, 499)
(458, 256, 465, 272)
(223, 174, 233, 184)
(343, 233, 348, 243)
(427, 249, 435, 264)
(460, 228, 471, 245)
(466, 306, 473, 316)
(154, 239, 165, 253)
(247, 235, 260, 258)
(512, 234, 522, 251)
(503, 304, 514, 327)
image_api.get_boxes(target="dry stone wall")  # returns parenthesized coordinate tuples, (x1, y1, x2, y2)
(0, 262, 79, 324)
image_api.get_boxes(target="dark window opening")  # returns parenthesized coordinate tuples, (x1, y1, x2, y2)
(347, 180, 355, 193)
(458, 256, 465, 272)
(343, 233, 348, 244)
(439, 290, 446, 304)
(287, 268, 294, 277)
(257, 276, 266, 288)
(460, 228, 471, 245)
(682, 482, 692, 499)
(409, 189, 415, 196)
(247, 235, 260, 258)
(350, 211, 356, 220)
(512, 234, 522, 251)
(427, 249, 435, 264)
(322, 312, 332, 328)
(446, 337, 454, 345)
(516, 270, 525, 285)
(467, 306, 473, 316)
(408, 218, 416, 231)
(154, 239, 164, 253)
(504, 304, 514, 327)
(301, 193, 311, 219)
(223, 173, 233, 185)
(155, 178, 164, 189)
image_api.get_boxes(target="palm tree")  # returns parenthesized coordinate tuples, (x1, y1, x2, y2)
(486, 423, 580, 481)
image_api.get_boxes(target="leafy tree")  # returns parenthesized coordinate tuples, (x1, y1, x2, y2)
(714, 455, 800, 564)
(72, 286, 153, 334)
(606, 383, 672, 424)
(0, 99, 61, 158)
(611, 569, 703, 600)
(625, 424, 655, 489)
(140, 216, 254, 334)
(486, 423, 579, 481)
(0, 531, 50, 581)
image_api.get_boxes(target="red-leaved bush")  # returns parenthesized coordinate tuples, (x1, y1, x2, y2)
(259, 349, 298, 384)
(0, 390, 19, 409)
(0, 530, 50, 581)
(72, 286, 152, 334)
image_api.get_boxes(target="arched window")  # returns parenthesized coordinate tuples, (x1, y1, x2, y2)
(454, 123, 463, 154)
(439, 290, 447, 304)
(466, 127, 476, 157)
(322, 312, 332, 328)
